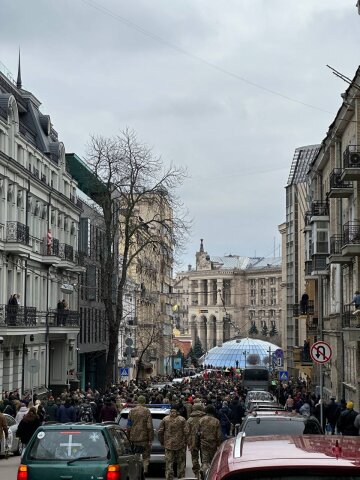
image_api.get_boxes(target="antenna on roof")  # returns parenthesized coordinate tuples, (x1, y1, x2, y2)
(16, 47, 22, 89)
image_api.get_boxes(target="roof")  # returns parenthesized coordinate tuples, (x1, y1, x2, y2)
(210, 255, 282, 271)
(214, 435, 360, 477)
(203, 338, 281, 368)
(287, 145, 320, 186)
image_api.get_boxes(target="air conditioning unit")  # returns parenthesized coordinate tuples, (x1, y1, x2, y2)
(349, 152, 360, 166)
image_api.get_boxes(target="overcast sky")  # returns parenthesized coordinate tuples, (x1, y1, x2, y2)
(1, 1, 359, 270)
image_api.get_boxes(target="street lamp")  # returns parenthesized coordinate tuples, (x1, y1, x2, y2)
(243, 351, 247, 368)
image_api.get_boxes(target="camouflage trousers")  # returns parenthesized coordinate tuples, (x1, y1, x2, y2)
(190, 448, 201, 476)
(133, 442, 151, 473)
(201, 448, 217, 475)
(165, 447, 186, 480)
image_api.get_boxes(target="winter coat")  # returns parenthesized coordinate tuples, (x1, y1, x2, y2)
(337, 408, 359, 436)
(15, 406, 28, 424)
(45, 401, 58, 422)
(229, 399, 245, 425)
(218, 406, 232, 427)
(57, 403, 76, 423)
(299, 403, 311, 417)
(99, 403, 117, 422)
(17, 412, 41, 444)
(186, 408, 205, 450)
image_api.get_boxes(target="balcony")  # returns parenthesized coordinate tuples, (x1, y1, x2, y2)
(328, 235, 353, 264)
(41, 237, 61, 264)
(306, 317, 319, 335)
(310, 202, 329, 222)
(342, 220, 360, 257)
(293, 300, 315, 317)
(41, 174, 47, 184)
(328, 169, 353, 198)
(48, 309, 80, 328)
(0, 305, 37, 327)
(5, 221, 30, 254)
(341, 145, 360, 181)
(342, 304, 360, 329)
(305, 260, 313, 280)
(32, 167, 39, 179)
(312, 254, 328, 275)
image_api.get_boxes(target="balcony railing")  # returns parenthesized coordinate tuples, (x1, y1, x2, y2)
(329, 169, 353, 190)
(304, 211, 312, 227)
(343, 145, 360, 168)
(330, 235, 344, 255)
(293, 300, 315, 317)
(6, 221, 30, 244)
(32, 167, 39, 179)
(70, 194, 76, 204)
(41, 174, 47, 184)
(0, 305, 37, 327)
(76, 198, 83, 209)
(48, 309, 80, 327)
(342, 304, 360, 329)
(343, 220, 360, 245)
(41, 237, 60, 256)
(59, 243, 74, 262)
(311, 201, 329, 217)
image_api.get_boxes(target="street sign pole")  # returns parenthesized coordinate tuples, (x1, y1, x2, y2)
(320, 363, 323, 430)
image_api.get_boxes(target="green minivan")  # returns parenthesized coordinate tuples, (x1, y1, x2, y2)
(18, 423, 144, 480)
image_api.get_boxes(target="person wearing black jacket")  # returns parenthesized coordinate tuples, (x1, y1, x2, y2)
(336, 401, 358, 436)
(17, 407, 41, 447)
(229, 396, 245, 426)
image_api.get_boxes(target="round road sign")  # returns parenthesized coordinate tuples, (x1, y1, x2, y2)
(125, 337, 133, 347)
(27, 358, 40, 374)
(310, 341, 332, 364)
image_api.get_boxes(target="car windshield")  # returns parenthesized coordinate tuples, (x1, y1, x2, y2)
(28, 429, 109, 461)
(244, 418, 322, 436)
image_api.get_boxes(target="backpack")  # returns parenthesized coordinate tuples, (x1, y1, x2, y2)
(79, 404, 93, 422)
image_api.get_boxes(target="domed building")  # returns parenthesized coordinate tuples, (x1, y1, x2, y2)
(202, 337, 282, 368)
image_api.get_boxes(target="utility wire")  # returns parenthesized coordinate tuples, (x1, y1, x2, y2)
(79, 0, 330, 114)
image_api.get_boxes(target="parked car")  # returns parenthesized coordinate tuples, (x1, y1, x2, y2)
(244, 390, 276, 409)
(17, 423, 144, 480)
(118, 404, 170, 469)
(1, 413, 21, 456)
(204, 434, 360, 480)
(238, 412, 323, 436)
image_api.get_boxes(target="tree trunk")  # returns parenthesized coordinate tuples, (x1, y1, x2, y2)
(105, 333, 118, 388)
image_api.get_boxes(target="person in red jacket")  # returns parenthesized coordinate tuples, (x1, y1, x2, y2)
(99, 398, 117, 422)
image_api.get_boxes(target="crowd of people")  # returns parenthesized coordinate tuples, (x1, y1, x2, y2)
(1, 370, 360, 478)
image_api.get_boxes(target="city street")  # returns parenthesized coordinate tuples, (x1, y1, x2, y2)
(0, 452, 195, 479)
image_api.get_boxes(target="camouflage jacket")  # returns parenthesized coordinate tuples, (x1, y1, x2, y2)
(187, 410, 205, 450)
(158, 414, 189, 450)
(198, 414, 222, 451)
(128, 405, 154, 443)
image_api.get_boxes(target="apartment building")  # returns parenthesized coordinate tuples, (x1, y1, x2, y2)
(284, 145, 320, 378)
(304, 66, 360, 405)
(0, 62, 82, 396)
(175, 240, 283, 352)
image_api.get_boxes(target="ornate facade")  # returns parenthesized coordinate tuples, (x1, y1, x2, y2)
(174, 240, 283, 352)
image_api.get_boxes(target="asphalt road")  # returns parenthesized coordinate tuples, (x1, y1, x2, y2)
(0, 451, 195, 479)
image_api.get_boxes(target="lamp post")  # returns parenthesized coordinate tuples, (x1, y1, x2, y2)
(243, 351, 247, 368)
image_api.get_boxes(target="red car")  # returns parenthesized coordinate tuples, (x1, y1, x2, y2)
(205, 434, 360, 480)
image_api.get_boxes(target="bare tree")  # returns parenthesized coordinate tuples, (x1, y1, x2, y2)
(86, 129, 189, 387)
(135, 321, 163, 385)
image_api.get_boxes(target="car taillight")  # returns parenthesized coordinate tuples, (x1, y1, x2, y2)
(106, 464, 121, 480)
(17, 465, 28, 480)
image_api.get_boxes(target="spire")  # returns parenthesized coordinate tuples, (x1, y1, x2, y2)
(200, 238, 204, 252)
(16, 48, 22, 89)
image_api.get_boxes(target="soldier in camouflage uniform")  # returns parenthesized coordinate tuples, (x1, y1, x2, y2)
(158, 404, 189, 480)
(127, 395, 154, 474)
(187, 402, 205, 479)
(198, 404, 222, 476)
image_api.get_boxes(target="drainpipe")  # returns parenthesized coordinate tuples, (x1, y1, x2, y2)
(45, 191, 52, 390)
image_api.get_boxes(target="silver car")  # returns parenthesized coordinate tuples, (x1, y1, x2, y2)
(1, 413, 21, 456)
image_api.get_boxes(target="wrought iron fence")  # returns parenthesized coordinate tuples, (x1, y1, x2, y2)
(305, 260, 312, 276)
(6, 221, 30, 244)
(330, 235, 344, 255)
(329, 169, 353, 189)
(311, 201, 329, 217)
(59, 243, 74, 262)
(48, 309, 80, 327)
(0, 305, 37, 326)
(41, 237, 60, 256)
(343, 221, 360, 245)
(342, 304, 360, 328)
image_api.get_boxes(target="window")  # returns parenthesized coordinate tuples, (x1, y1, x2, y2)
(250, 299, 255, 306)
(261, 299, 266, 306)
(250, 289, 256, 296)
(271, 288, 276, 296)
(270, 277, 275, 285)
(261, 288, 266, 296)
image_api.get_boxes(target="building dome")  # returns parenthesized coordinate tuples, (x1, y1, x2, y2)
(203, 337, 281, 368)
